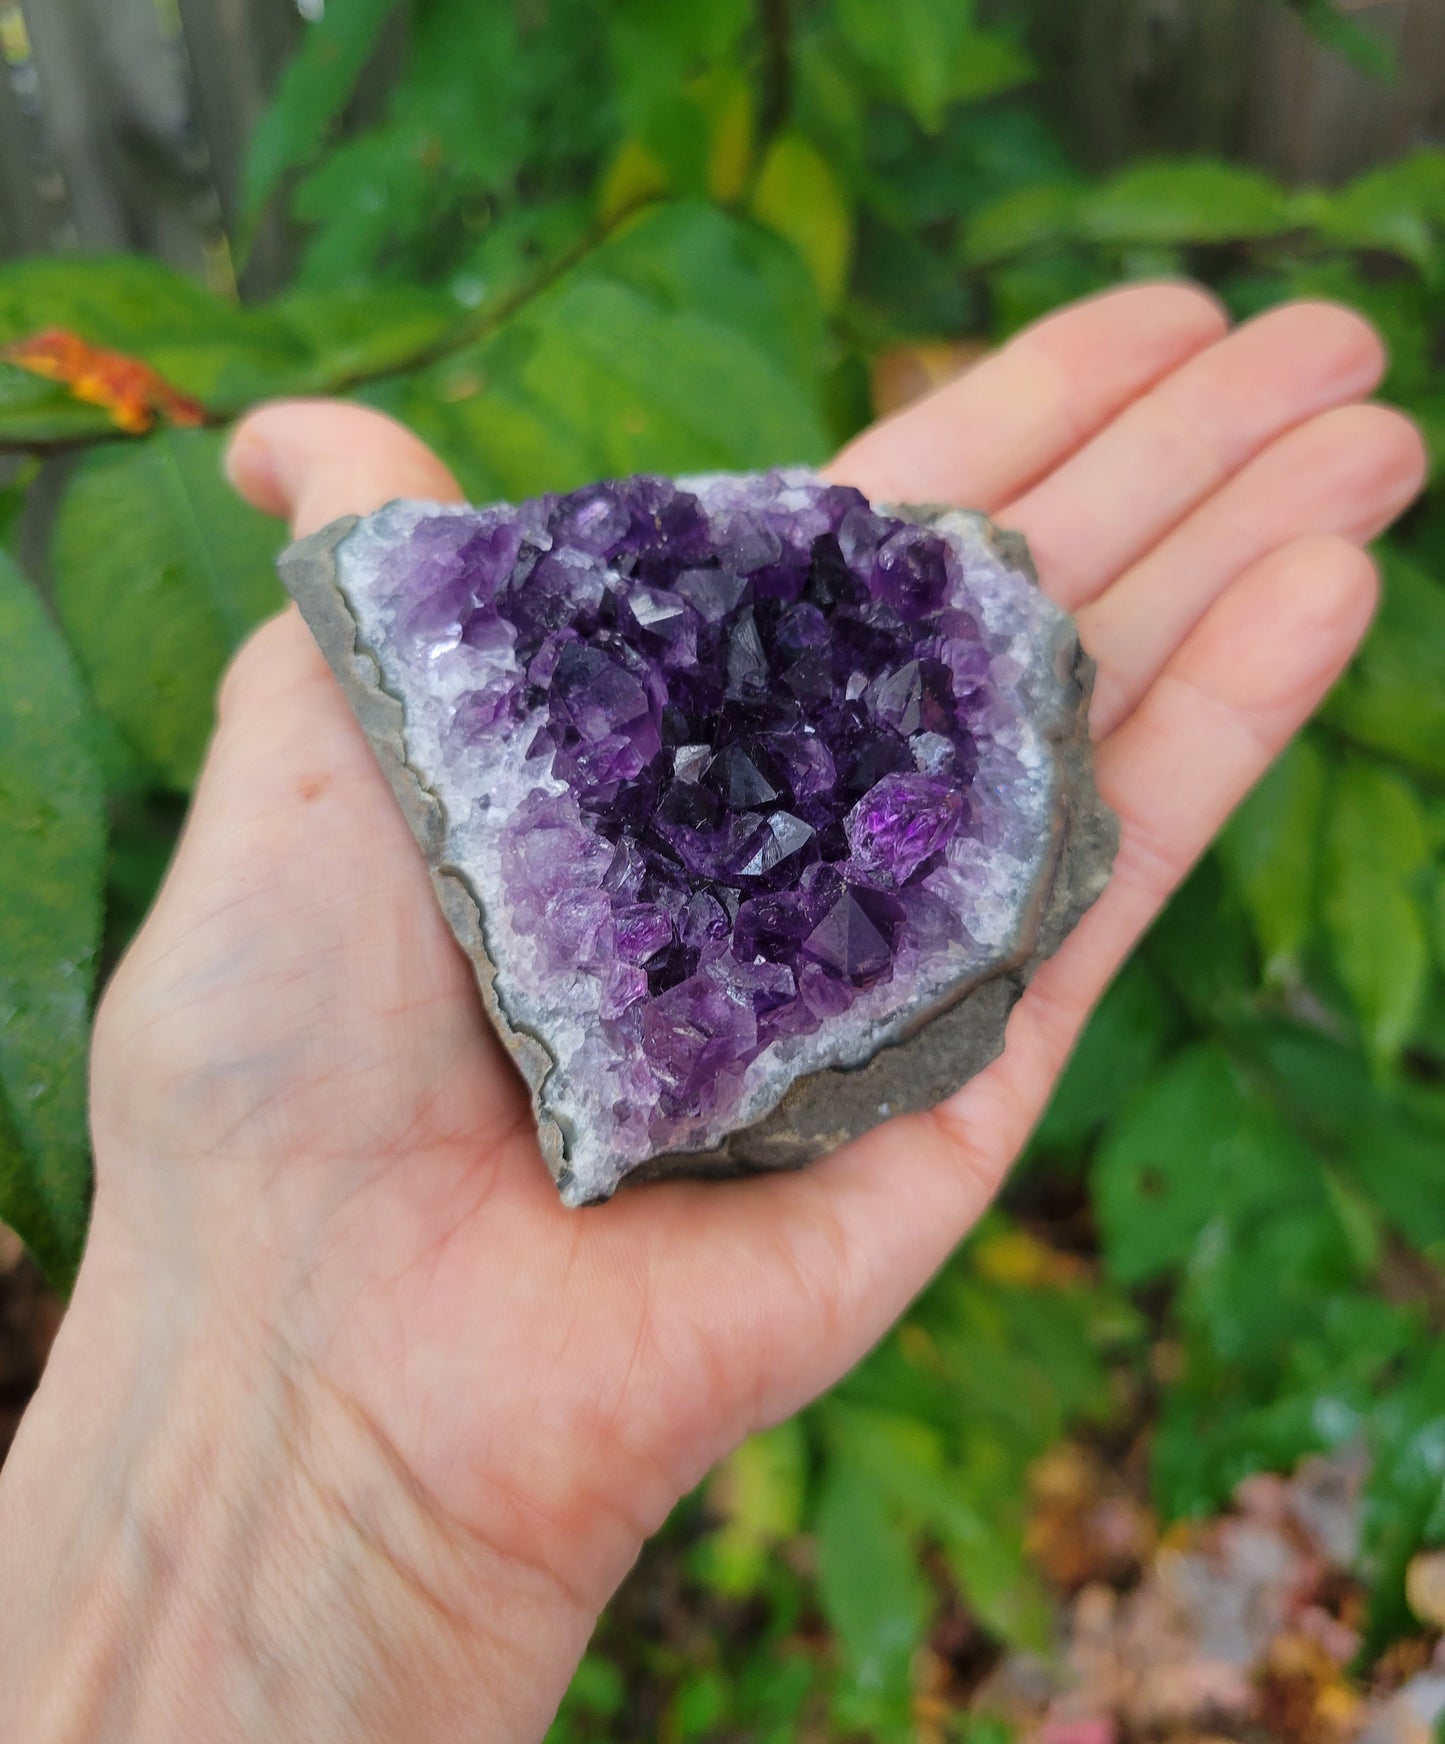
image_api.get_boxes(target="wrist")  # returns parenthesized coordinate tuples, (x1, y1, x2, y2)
(0, 1211, 598, 1743)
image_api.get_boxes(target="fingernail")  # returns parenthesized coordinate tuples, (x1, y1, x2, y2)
(224, 423, 282, 510)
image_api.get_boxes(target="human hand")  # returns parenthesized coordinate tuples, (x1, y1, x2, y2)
(0, 286, 1424, 1741)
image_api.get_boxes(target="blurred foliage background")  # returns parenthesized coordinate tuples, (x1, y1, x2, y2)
(0, 0, 1444, 1732)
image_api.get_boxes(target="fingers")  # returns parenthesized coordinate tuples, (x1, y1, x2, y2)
(830, 282, 1227, 508)
(937, 534, 1377, 1201)
(214, 398, 461, 808)
(687, 533, 1379, 1432)
(1083, 402, 1427, 737)
(1000, 301, 1386, 610)
(227, 399, 464, 536)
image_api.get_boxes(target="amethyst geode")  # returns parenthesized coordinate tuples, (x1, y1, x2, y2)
(280, 470, 1116, 1203)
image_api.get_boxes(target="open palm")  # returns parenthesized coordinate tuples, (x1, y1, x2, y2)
(84, 285, 1423, 1735)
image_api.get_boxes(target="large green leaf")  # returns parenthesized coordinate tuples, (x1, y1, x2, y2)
(416, 203, 831, 499)
(1217, 735, 1326, 976)
(1324, 760, 1431, 1067)
(52, 431, 285, 789)
(0, 553, 105, 1287)
(243, 0, 407, 220)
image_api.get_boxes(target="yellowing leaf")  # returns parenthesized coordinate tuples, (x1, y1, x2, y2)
(703, 68, 754, 204)
(698, 1421, 807, 1596)
(972, 1228, 1091, 1290)
(3, 327, 206, 433)
(597, 138, 672, 225)
(752, 133, 853, 308)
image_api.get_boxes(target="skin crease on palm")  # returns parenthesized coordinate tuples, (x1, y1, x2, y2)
(0, 284, 1429, 1741)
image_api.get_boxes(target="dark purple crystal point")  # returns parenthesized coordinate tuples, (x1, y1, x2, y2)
(279, 470, 1116, 1203)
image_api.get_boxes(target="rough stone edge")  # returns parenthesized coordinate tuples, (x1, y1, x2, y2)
(279, 503, 1119, 1205)
(279, 517, 565, 1179)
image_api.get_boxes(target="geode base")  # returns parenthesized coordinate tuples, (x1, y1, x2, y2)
(279, 472, 1117, 1204)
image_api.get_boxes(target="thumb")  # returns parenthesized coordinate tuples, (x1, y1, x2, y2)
(226, 398, 464, 535)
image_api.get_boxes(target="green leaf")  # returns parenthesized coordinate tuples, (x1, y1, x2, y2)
(814, 1456, 928, 1715)
(1078, 159, 1292, 246)
(1304, 150, 1445, 272)
(0, 553, 105, 1287)
(1433, 865, 1445, 973)
(1324, 760, 1430, 1067)
(607, 0, 751, 134)
(962, 183, 1081, 267)
(1095, 1044, 1319, 1286)
(671, 1669, 730, 1738)
(0, 461, 36, 551)
(1145, 856, 1260, 1026)
(51, 430, 285, 789)
(1248, 1020, 1445, 1253)
(837, 0, 1034, 132)
(1217, 735, 1326, 976)
(0, 363, 116, 446)
(416, 202, 831, 499)
(1033, 956, 1178, 1151)
(559, 1654, 624, 1721)
(752, 133, 854, 307)
(243, 0, 407, 220)
(1326, 553, 1445, 780)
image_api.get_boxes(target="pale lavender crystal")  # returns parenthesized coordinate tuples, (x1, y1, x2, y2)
(281, 469, 1112, 1203)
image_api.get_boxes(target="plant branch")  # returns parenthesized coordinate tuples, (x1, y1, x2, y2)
(758, 0, 792, 145)
(0, 201, 659, 460)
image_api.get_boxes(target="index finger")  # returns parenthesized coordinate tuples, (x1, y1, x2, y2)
(830, 281, 1227, 510)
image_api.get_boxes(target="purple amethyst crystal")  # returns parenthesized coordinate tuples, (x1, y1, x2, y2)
(279, 470, 1116, 1203)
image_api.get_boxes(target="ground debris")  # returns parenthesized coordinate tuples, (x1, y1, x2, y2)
(979, 1449, 1445, 1744)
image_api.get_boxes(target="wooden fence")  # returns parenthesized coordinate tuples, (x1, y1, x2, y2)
(0, 0, 301, 292)
(0, 0, 1442, 294)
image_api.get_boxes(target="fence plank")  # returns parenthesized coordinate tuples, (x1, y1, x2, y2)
(0, 0, 301, 286)
(1026, 0, 1445, 181)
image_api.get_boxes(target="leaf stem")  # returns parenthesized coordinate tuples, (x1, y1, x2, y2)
(758, 0, 792, 145)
